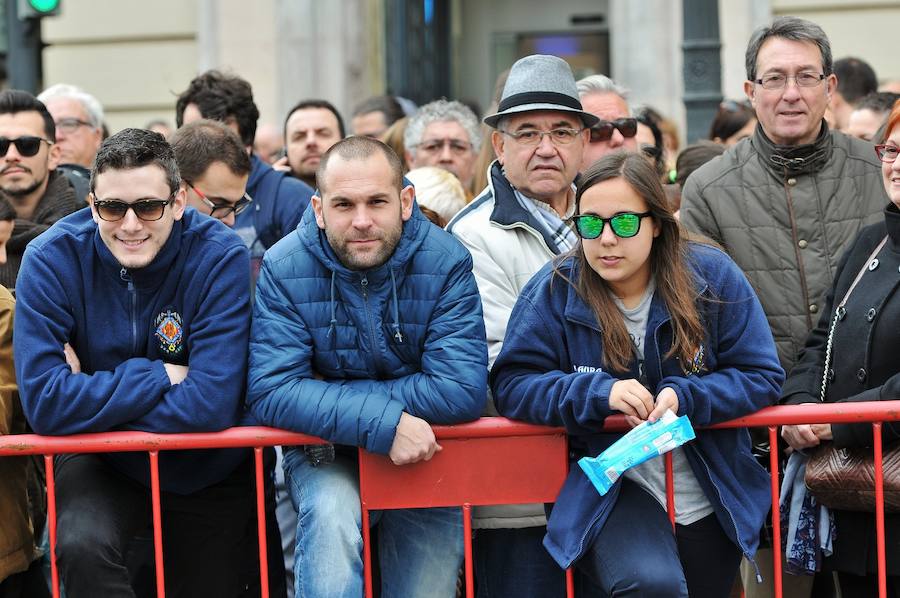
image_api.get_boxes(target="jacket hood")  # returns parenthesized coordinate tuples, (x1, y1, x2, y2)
(299, 196, 430, 282)
(246, 153, 269, 189)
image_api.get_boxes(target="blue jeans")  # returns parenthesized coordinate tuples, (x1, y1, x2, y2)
(283, 447, 463, 598)
(576, 478, 741, 597)
(473, 527, 567, 598)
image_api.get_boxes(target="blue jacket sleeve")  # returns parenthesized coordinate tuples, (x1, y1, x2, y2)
(246, 257, 404, 454)
(657, 255, 785, 426)
(127, 244, 251, 432)
(491, 285, 620, 435)
(14, 246, 169, 435)
(331, 254, 488, 423)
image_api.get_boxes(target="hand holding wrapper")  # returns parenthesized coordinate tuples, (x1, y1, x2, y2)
(578, 410, 696, 496)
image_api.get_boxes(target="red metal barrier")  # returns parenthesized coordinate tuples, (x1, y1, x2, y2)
(2, 401, 900, 598)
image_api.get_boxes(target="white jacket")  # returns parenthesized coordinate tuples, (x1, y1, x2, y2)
(447, 161, 571, 529)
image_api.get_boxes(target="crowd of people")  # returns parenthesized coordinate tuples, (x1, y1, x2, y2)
(1, 12, 899, 598)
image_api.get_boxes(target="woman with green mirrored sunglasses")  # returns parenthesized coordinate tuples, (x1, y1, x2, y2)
(570, 211, 653, 239)
(491, 151, 782, 598)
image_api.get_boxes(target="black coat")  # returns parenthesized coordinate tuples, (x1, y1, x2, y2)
(783, 203, 900, 576)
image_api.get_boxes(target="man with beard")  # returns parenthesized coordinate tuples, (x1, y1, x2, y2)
(276, 99, 344, 188)
(247, 135, 487, 598)
(0, 90, 81, 289)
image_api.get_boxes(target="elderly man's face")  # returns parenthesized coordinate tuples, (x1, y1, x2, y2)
(579, 92, 636, 171)
(492, 111, 587, 206)
(44, 97, 102, 169)
(744, 37, 836, 146)
(407, 120, 477, 189)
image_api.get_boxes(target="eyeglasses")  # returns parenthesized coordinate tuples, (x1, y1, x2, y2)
(754, 72, 826, 91)
(92, 193, 176, 222)
(875, 144, 899, 163)
(55, 118, 95, 134)
(414, 138, 473, 155)
(188, 184, 253, 219)
(570, 212, 652, 239)
(499, 127, 584, 146)
(588, 118, 638, 143)
(0, 136, 53, 157)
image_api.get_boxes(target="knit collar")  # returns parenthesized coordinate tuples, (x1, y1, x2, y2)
(753, 120, 832, 177)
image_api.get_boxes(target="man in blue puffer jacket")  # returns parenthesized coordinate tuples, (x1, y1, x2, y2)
(247, 136, 488, 598)
(13, 128, 255, 597)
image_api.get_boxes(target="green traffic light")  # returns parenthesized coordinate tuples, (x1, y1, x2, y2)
(29, 0, 59, 13)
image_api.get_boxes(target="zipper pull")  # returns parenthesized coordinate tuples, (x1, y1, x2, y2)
(360, 275, 368, 297)
(119, 267, 130, 281)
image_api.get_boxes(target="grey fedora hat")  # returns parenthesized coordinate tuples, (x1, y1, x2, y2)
(484, 54, 600, 129)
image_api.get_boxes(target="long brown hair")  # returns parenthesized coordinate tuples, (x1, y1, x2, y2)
(561, 151, 705, 372)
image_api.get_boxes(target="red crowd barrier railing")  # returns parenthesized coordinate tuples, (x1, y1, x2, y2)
(2, 401, 900, 598)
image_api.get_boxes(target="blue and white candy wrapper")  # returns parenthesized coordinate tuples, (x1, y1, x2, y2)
(578, 410, 696, 496)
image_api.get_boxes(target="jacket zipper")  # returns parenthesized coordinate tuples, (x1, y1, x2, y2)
(120, 268, 138, 355)
(694, 447, 760, 581)
(360, 275, 384, 376)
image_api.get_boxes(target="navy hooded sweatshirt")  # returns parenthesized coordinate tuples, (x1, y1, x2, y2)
(14, 207, 251, 494)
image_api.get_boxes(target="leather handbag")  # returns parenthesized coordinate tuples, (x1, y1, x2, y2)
(805, 441, 900, 512)
(803, 236, 900, 513)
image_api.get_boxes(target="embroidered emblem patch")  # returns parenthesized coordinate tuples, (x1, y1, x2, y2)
(154, 309, 184, 358)
(688, 344, 705, 375)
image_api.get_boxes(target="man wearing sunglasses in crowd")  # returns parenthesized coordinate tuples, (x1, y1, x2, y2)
(447, 53, 595, 598)
(575, 74, 638, 171)
(0, 90, 82, 290)
(13, 128, 261, 597)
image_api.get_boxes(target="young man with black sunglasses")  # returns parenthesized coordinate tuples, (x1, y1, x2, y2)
(13, 128, 266, 597)
(575, 74, 638, 171)
(0, 90, 81, 290)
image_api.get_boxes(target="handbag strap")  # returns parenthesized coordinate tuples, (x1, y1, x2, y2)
(820, 236, 888, 402)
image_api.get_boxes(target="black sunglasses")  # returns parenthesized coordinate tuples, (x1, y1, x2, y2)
(589, 118, 638, 143)
(92, 194, 176, 222)
(570, 212, 652, 239)
(0, 136, 53, 157)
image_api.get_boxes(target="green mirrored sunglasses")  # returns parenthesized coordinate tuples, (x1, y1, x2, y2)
(571, 212, 652, 239)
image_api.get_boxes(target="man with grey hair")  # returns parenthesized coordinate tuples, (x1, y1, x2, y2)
(404, 99, 481, 192)
(447, 54, 595, 598)
(680, 16, 886, 595)
(576, 74, 638, 170)
(37, 83, 105, 202)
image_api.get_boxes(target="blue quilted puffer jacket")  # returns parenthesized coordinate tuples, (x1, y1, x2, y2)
(247, 202, 488, 454)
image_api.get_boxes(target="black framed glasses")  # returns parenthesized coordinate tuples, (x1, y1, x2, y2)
(875, 144, 899, 163)
(92, 193, 176, 222)
(188, 184, 253, 219)
(588, 118, 638, 143)
(755, 72, 825, 90)
(0, 136, 53, 157)
(570, 212, 652, 239)
(499, 127, 584, 146)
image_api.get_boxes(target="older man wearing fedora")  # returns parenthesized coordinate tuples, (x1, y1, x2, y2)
(446, 54, 595, 598)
